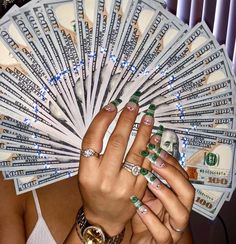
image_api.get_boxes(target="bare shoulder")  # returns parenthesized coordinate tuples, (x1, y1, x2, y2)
(0, 172, 29, 243)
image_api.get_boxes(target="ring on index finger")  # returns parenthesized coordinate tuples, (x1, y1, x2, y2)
(81, 148, 100, 158)
(122, 161, 141, 176)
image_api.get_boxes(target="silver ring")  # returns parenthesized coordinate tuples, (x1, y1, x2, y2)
(169, 221, 185, 233)
(81, 148, 100, 158)
(122, 161, 141, 176)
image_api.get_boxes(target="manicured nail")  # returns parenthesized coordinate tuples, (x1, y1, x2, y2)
(140, 150, 149, 157)
(153, 125, 164, 143)
(142, 115, 154, 126)
(130, 196, 147, 215)
(140, 168, 159, 183)
(130, 91, 142, 104)
(148, 177, 162, 189)
(155, 157, 166, 168)
(104, 99, 122, 111)
(126, 91, 141, 111)
(147, 144, 168, 159)
(145, 104, 156, 117)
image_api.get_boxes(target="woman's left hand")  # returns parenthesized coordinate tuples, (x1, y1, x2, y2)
(130, 136, 195, 244)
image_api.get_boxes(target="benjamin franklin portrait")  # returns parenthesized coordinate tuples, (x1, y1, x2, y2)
(160, 129, 180, 161)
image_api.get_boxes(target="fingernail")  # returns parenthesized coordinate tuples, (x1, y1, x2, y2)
(147, 144, 168, 159)
(130, 196, 147, 215)
(140, 168, 159, 184)
(104, 99, 122, 111)
(155, 157, 166, 168)
(153, 125, 164, 143)
(145, 104, 156, 117)
(148, 177, 162, 189)
(140, 150, 149, 157)
(126, 91, 141, 111)
(142, 115, 153, 126)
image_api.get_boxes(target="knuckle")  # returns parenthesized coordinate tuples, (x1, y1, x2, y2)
(99, 179, 113, 194)
(82, 134, 95, 148)
(127, 150, 144, 164)
(160, 231, 172, 244)
(179, 210, 189, 225)
(122, 115, 135, 126)
(137, 129, 151, 143)
(109, 134, 125, 150)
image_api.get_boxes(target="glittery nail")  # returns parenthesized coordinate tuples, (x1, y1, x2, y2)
(153, 125, 164, 143)
(105, 99, 122, 111)
(126, 91, 141, 111)
(148, 177, 162, 189)
(142, 115, 154, 126)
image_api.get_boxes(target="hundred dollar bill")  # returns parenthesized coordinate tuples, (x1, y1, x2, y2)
(2, 166, 78, 179)
(139, 47, 231, 108)
(94, 0, 162, 115)
(140, 39, 220, 96)
(14, 169, 78, 194)
(0, 127, 80, 154)
(0, 154, 79, 170)
(156, 90, 235, 117)
(156, 105, 236, 121)
(9, 8, 81, 126)
(139, 56, 234, 114)
(104, 12, 187, 109)
(130, 124, 236, 191)
(86, 0, 111, 121)
(89, 0, 131, 121)
(193, 189, 228, 220)
(119, 22, 218, 104)
(149, 77, 236, 113)
(0, 18, 81, 136)
(0, 107, 82, 147)
(41, 0, 86, 124)
(74, 0, 96, 115)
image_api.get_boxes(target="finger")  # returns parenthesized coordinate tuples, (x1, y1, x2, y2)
(122, 105, 155, 184)
(130, 196, 172, 244)
(101, 92, 141, 173)
(144, 154, 195, 211)
(147, 144, 189, 179)
(149, 125, 164, 146)
(80, 99, 120, 170)
(146, 174, 191, 232)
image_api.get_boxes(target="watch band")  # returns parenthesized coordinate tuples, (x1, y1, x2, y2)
(76, 207, 125, 244)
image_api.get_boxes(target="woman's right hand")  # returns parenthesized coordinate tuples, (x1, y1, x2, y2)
(78, 95, 155, 236)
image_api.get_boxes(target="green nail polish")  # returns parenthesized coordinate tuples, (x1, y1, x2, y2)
(130, 196, 143, 208)
(141, 170, 158, 184)
(129, 91, 141, 104)
(155, 125, 164, 136)
(156, 147, 162, 157)
(145, 104, 156, 117)
(140, 150, 149, 157)
(140, 168, 148, 176)
(147, 143, 155, 150)
(111, 98, 122, 107)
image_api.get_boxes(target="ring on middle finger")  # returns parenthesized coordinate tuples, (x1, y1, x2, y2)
(122, 161, 141, 176)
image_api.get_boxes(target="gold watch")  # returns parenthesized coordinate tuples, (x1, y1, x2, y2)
(76, 207, 125, 244)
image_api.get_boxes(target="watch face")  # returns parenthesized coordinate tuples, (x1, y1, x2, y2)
(83, 226, 105, 244)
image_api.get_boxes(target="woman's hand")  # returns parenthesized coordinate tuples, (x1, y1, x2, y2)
(78, 94, 156, 236)
(130, 135, 195, 244)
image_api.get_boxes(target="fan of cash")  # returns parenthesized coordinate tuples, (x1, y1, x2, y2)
(0, 0, 235, 221)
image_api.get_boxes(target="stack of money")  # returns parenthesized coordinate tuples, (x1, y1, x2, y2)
(0, 0, 235, 221)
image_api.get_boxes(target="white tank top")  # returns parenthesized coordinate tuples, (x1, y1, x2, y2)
(26, 190, 57, 244)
